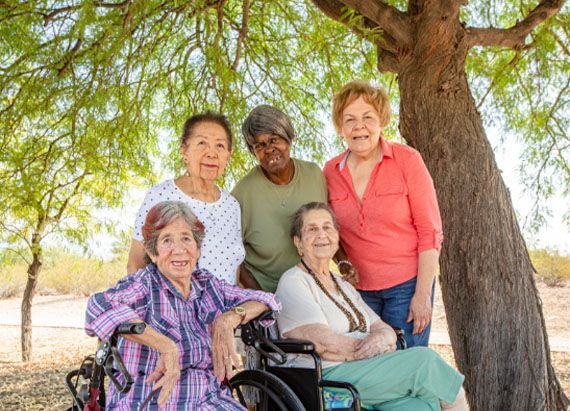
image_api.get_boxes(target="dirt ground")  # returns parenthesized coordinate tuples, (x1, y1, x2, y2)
(0, 281, 568, 410)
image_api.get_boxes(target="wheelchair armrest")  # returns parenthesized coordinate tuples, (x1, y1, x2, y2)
(392, 327, 407, 349)
(239, 310, 277, 346)
(260, 338, 315, 354)
(320, 380, 362, 411)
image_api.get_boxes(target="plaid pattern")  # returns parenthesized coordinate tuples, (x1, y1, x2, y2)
(86, 264, 280, 410)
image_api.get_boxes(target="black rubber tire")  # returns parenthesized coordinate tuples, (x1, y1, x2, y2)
(230, 369, 305, 411)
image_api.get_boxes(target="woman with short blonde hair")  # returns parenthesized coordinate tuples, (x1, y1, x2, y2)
(324, 80, 443, 348)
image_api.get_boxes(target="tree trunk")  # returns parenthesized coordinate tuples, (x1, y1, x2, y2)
(397, 27, 568, 410)
(21, 245, 42, 362)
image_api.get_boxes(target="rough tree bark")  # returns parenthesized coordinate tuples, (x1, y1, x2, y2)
(21, 232, 42, 362)
(312, 0, 568, 409)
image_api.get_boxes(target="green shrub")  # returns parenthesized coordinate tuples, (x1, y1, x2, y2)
(0, 248, 128, 297)
(529, 248, 570, 287)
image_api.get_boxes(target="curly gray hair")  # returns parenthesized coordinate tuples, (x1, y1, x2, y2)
(142, 201, 205, 263)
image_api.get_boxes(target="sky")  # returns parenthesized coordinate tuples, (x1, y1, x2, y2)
(490, 132, 570, 255)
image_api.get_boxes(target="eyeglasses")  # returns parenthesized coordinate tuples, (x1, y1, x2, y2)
(251, 135, 285, 152)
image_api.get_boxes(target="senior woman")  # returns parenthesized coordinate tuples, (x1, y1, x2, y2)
(276, 203, 467, 411)
(87, 201, 280, 410)
(232, 104, 327, 292)
(323, 80, 443, 348)
(127, 112, 245, 285)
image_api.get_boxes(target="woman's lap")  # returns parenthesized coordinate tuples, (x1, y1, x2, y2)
(322, 347, 464, 411)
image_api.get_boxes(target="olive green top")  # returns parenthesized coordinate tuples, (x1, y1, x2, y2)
(232, 158, 327, 292)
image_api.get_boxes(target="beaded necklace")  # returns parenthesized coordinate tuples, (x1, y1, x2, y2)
(300, 259, 367, 332)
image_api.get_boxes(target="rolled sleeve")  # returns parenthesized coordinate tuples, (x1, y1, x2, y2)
(218, 279, 281, 325)
(85, 273, 148, 341)
(404, 151, 443, 252)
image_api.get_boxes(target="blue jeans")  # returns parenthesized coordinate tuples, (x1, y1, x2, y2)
(359, 277, 435, 348)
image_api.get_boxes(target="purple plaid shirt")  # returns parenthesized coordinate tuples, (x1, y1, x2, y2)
(85, 264, 280, 410)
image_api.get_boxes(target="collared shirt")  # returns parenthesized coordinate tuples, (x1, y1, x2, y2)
(323, 138, 443, 290)
(85, 264, 280, 410)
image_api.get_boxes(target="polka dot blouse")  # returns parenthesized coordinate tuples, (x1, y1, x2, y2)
(133, 180, 245, 284)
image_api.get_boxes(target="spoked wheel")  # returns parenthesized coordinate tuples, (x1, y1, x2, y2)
(230, 369, 305, 411)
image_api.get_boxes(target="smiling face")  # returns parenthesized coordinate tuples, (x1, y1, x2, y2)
(294, 209, 339, 263)
(148, 218, 200, 289)
(181, 121, 231, 182)
(253, 132, 292, 178)
(340, 95, 383, 159)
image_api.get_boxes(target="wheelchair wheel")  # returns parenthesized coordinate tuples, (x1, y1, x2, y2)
(230, 369, 305, 411)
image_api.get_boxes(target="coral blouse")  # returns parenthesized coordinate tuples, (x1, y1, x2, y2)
(323, 138, 443, 290)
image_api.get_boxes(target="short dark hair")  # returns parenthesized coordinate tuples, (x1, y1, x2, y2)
(290, 202, 339, 239)
(181, 112, 233, 150)
(142, 201, 205, 262)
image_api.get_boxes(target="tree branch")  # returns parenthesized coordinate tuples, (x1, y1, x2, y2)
(311, 0, 411, 48)
(466, 0, 564, 49)
(232, 0, 249, 71)
(377, 46, 400, 72)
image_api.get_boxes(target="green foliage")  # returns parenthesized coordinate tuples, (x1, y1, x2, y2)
(0, 0, 567, 260)
(0, 0, 397, 274)
(464, 4, 570, 230)
(530, 248, 570, 286)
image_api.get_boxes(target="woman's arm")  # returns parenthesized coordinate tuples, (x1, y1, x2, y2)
(354, 319, 397, 359)
(211, 301, 271, 380)
(401, 150, 442, 335)
(333, 245, 359, 285)
(283, 324, 359, 361)
(237, 263, 262, 289)
(127, 239, 146, 274)
(407, 248, 439, 334)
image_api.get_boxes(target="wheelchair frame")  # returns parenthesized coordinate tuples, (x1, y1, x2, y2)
(65, 313, 405, 411)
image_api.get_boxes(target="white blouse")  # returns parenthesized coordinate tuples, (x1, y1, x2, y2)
(132, 180, 245, 285)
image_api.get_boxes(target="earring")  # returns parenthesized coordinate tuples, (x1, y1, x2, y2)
(297, 247, 303, 256)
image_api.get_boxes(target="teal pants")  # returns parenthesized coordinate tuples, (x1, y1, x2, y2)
(322, 347, 464, 411)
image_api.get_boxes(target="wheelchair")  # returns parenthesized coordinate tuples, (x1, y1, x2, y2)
(65, 313, 406, 411)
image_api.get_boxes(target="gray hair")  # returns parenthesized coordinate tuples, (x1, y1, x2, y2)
(142, 201, 205, 262)
(241, 105, 296, 153)
(290, 202, 339, 239)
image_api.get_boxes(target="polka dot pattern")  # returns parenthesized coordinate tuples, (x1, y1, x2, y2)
(132, 180, 245, 284)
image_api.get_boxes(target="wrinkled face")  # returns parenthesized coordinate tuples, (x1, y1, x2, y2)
(181, 122, 231, 181)
(340, 95, 383, 158)
(149, 218, 200, 284)
(252, 132, 291, 177)
(294, 209, 339, 261)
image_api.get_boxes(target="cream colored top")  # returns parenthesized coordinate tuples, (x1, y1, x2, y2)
(275, 265, 381, 368)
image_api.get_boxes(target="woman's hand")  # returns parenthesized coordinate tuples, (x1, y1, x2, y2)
(338, 261, 359, 286)
(145, 345, 181, 408)
(407, 292, 432, 335)
(211, 311, 242, 381)
(354, 330, 396, 360)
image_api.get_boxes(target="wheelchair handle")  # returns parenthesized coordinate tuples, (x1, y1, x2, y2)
(104, 345, 134, 394)
(254, 335, 288, 365)
(115, 322, 146, 335)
